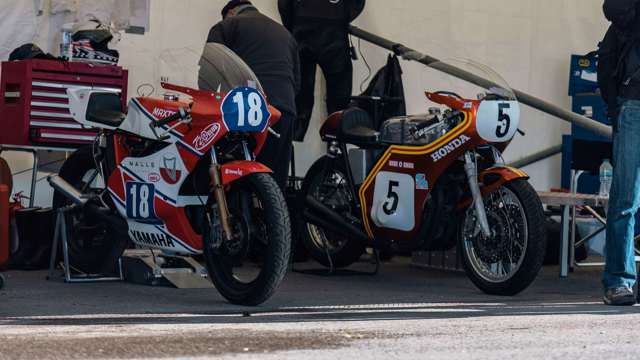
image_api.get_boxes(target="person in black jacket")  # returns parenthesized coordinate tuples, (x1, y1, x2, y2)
(598, 0, 640, 306)
(207, 0, 300, 189)
(279, 0, 366, 141)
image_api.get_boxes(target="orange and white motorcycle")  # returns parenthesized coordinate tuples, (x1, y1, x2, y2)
(300, 61, 546, 295)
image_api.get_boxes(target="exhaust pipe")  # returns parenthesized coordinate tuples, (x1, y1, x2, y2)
(47, 175, 87, 206)
(304, 196, 369, 242)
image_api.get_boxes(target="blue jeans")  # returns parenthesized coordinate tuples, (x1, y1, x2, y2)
(603, 99, 640, 290)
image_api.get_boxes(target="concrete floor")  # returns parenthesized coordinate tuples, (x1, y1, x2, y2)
(1, 259, 639, 359)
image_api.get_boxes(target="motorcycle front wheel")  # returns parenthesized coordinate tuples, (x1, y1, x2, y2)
(458, 179, 546, 296)
(203, 173, 291, 306)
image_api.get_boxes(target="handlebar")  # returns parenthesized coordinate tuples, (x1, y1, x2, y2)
(410, 110, 463, 137)
(153, 107, 189, 128)
(350, 95, 404, 103)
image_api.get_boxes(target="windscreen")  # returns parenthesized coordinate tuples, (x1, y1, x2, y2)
(421, 59, 516, 102)
(198, 43, 263, 93)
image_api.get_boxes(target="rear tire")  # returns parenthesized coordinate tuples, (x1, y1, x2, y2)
(203, 173, 290, 306)
(459, 179, 546, 296)
(52, 147, 129, 274)
(299, 157, 365, 268)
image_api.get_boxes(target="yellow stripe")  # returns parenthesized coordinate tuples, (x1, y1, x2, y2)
(358, 112, 473, 238)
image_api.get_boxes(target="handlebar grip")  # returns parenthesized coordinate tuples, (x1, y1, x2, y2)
(350, 95, 404, 103)
(154, 107, 188, 128)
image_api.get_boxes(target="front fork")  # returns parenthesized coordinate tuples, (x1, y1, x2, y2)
(464, 151, 492, 238)
(209, 149, 234, 242)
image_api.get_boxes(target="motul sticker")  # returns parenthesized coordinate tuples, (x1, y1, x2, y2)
(193, 123, 221, 151)
(431, 135, 471, 162)
(148, 172, 160, 183)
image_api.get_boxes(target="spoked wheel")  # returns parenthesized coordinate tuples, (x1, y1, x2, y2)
(52, 147, 129, 274)
(300, 157, 365, 268)
(203, 173, 291, 306)
(459, 179, 546, 296)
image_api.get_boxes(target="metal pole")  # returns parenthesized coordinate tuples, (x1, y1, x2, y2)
(349, 26, 613, 139)
(508, 145, 563, 168)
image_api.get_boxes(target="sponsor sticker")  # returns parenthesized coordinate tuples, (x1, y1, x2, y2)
(224, 168, 243, 176)
(152, 107, 177, 118)
(416, 174, 429, 190)
(193, 123, 221, 151)
(431, 134, 471, 162)
(130, 229, 176, 248)
(160, 156, 182, 185)
(148, 172, 160, 183)
(389, 160, 415, 169)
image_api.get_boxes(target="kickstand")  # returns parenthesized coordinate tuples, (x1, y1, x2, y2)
(293, 238, 381, 277)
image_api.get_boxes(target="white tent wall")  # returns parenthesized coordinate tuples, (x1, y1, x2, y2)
(1, 0, 609, 206)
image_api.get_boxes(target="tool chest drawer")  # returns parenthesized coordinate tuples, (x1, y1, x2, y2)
(0, 59, 128, 148)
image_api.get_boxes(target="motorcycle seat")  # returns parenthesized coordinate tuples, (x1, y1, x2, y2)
(338, 107, 380, 147)
(87, 110, 126, 127)
(86, 92, 125, 127)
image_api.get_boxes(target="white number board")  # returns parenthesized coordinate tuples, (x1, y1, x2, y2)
(476, 100, 520, 142)
(371, 171, 415, 231)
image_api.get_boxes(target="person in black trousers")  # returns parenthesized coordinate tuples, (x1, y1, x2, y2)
(207, 0, 300, 189)
(279, 0, 366, 141)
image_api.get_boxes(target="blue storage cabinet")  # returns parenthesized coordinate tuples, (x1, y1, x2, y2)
(561, 53, 613, 193)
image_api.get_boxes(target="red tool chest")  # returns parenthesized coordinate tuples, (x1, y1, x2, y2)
(0, 59, 128, 148)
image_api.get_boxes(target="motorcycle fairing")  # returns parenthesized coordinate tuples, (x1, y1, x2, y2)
(221, 161, 272, 185)
(358, 109, 475, 243)
(108, 144, 203, 254)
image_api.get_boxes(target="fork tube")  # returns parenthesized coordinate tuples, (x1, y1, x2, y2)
(209, 149, 234, 241)
(464, 151, 492, 238)
(242, 141, 253, 161)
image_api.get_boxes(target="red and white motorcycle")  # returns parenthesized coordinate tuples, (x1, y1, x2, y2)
(49, 44, 290, 306)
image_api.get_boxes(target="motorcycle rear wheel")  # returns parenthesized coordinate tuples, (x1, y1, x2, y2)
(458, 179, 546, 296)
(52, 146, 129, 275)
(299, 156, 366, 269)
(203, 173, 290, 306)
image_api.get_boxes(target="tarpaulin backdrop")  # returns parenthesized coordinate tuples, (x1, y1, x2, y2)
(0, 0, 149, 61)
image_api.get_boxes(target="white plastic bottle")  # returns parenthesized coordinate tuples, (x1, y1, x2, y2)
(60, 23, 74, 60)
(599, 159, 613, 197)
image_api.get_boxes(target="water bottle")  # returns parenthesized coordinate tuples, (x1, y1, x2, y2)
(599, 159, 613, 197)
(60, 23, 74, 60)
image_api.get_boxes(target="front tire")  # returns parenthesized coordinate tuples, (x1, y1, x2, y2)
(203, 173, 291, 306)
(458, 179, 546, 296)
(52, 147, 129, 274)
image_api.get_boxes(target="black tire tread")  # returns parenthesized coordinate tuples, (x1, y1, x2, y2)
(205, 173, 290, 306)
